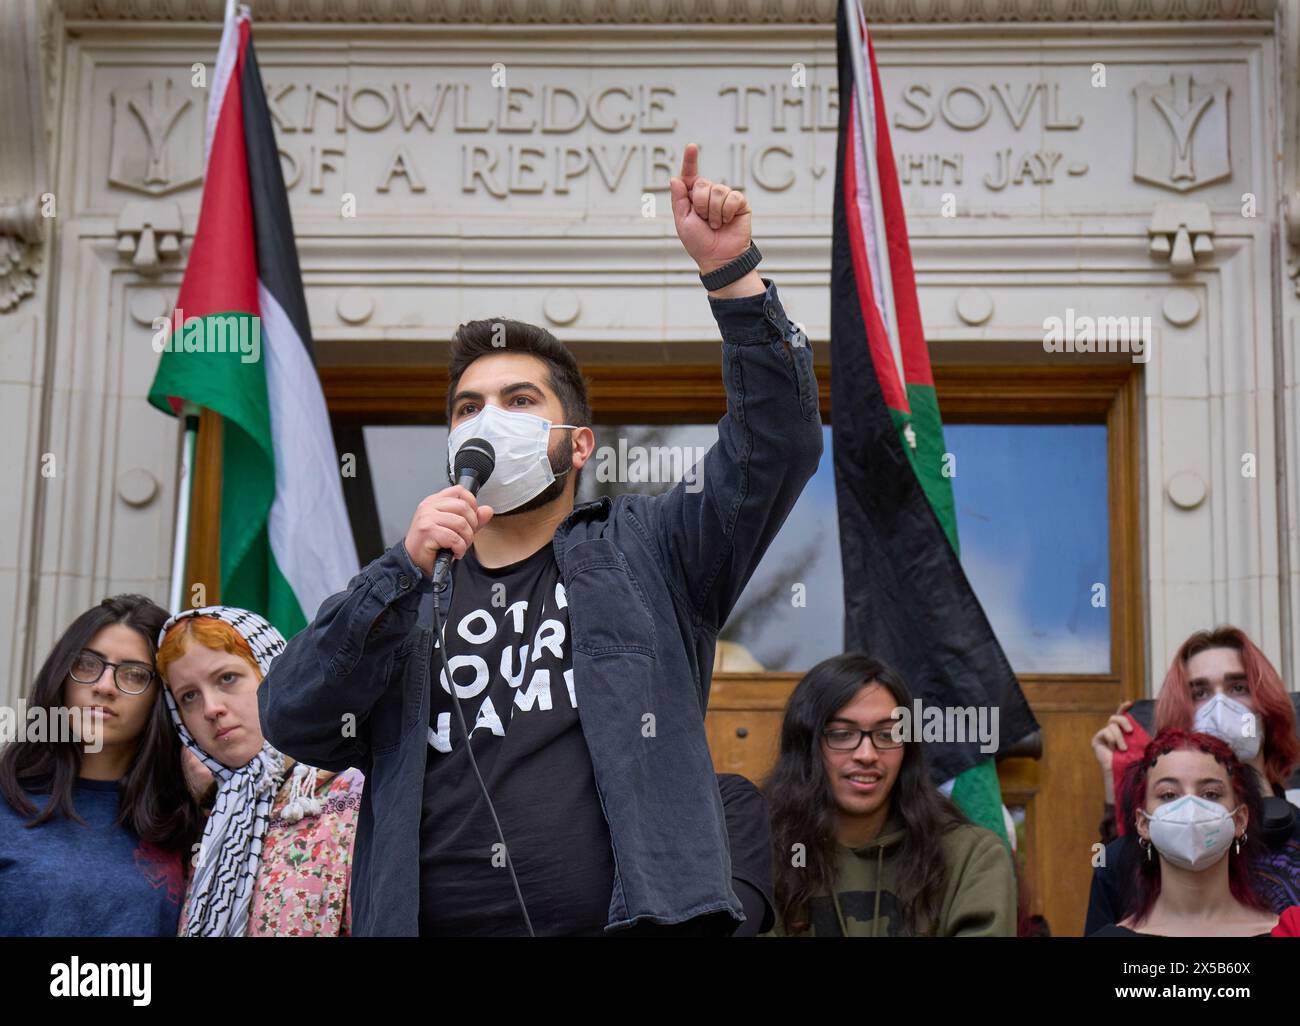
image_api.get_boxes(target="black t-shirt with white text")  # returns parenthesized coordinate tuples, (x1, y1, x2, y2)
(417, 541, 615, 936)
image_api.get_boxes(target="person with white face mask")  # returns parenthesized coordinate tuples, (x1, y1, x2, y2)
(1086, 627, 1300, 934)
(1089, 729, 1287, 937)
(259, 143, 821, 936)
(443, 404, 579, 515)
(1193, 691, 1262, 763)
(1091, 628, 1298, 831)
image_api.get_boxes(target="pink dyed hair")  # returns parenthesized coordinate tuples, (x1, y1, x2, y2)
(1154, 626, 1298, 790)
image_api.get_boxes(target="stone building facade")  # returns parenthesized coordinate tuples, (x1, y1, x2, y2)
(3, 0, 1299, 933)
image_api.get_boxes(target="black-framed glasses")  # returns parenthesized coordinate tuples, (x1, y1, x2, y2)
(68, 650, 156, 695)
(821, 726, 905, 752)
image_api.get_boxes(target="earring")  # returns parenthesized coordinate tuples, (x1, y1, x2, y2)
(1140, 837, 1152, 862)
(1235, 831, 1246, 856)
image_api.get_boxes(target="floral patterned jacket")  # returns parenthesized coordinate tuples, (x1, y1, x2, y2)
(181, 760, 364, 937)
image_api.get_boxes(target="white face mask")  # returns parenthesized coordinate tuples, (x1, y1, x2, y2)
(1193, 693, 1261, 761)
(1140, 794, 1240, 871)
(447, 403, 577, 515)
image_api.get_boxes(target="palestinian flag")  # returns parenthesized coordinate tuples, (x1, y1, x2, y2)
(149, 8, 357, 636)
(831, 0, 1037, 842)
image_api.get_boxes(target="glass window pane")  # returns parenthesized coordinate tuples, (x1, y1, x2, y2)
(364, 425, 448, 547)
(577, 424, 841, 672)
(945, 423, 1110, 674)
(358, 419, 1111, 676)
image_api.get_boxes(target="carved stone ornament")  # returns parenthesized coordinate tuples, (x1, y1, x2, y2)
(0, 199, 44, 313)
(55, 0, 1277, 23)
(1133, 73, 1231, 193)
(115, 200, 183, 276)
(2, 0, 56, 313)
(1147, 201, 1213, 275)
(109, 78, 204, 198)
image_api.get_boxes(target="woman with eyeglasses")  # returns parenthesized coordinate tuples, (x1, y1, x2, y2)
(764, 653, 1017, 936)
(0, 594, 201, 936)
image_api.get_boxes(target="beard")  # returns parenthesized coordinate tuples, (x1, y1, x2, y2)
(495, 429, 574, 517)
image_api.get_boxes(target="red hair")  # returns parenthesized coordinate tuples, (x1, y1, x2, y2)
(1118, 729, 1268, 925)
(156, 616, 262, 685)
(1154, 626, 1298, 790)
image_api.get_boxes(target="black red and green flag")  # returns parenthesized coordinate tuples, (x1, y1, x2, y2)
(831, 0, 1038, 842)
(148, 7, 357, 636)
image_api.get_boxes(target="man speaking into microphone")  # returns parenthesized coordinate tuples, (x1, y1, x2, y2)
(259, 144, 822, 936)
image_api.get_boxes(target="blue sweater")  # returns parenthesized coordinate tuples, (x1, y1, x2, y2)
(0, 777, 184, 936)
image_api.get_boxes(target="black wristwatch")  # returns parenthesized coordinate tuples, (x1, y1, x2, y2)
(699, 242, 762, 291)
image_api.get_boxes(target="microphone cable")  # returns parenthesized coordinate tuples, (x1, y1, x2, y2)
(430, 570, 536, 938)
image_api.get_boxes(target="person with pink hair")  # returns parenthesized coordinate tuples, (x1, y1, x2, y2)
(1089, 729, 1283, 936)
(1086, 627, 1300, 932)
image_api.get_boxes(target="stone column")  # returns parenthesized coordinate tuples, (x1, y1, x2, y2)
(0, 0, 59, 709)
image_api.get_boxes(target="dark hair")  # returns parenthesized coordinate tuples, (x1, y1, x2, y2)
(1118, 728, 1268, 926)
(764, 652, 968, 935)
(447, 318, 593, 492)
(0, 594, 200, 852)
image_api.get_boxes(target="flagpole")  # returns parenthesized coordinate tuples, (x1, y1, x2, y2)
(169, 404, 200, 611)
(846, 0, 909, 436)
(165, 0, 238, 615)
(168, 2, 233, 615)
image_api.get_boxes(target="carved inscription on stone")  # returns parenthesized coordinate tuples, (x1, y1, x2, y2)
(94, 59, 1244, 214)
(256, 79, 840, 200)
(892, 81, 1086, 191)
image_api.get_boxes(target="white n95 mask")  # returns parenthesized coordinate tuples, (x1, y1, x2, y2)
(447, 403, 576, 514)
(1193, 693, 1262, 762)
(1140, 795, 1240, 871)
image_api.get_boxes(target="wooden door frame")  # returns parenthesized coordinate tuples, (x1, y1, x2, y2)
(321, 360, 1144, 702)
(321, 361, 1145, 707)
(322, 360, 1145, 927)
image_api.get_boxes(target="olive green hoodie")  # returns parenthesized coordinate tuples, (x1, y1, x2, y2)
(771, 812, 1018, 936)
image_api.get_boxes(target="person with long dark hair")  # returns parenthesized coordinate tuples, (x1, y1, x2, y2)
(1089, 729, 1283, 936)
(765, 653, 1016, 936)
(0, 594, 200, 936)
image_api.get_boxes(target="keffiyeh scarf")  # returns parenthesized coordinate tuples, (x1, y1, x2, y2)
(159, 605, 288, 938)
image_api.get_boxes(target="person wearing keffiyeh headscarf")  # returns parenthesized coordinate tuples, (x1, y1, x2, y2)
(156, 605, 363, 937)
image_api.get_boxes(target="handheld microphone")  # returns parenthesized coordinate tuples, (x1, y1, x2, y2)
(432, 438, 495, 591)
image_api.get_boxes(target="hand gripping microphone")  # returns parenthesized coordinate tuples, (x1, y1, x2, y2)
(432, 438, 496, 592)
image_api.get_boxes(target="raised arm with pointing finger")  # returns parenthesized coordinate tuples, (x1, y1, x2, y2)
(259, 142, 822, 937)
